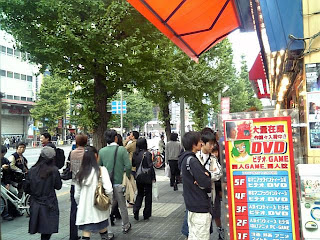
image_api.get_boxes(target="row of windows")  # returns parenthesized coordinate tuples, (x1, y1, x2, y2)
(0, 69, 33, 82)
(4, 94, 33, 102)
(0, 45, 31, 60)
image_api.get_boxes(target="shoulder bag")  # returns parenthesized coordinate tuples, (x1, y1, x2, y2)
(94, 167, 111, 211)
(135, 152, 152, 184)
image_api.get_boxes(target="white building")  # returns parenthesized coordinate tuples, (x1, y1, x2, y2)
(0, 30, 41, 141)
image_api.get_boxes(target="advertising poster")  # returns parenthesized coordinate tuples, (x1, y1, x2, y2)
(306, 63, 320, 92)
(298, 164, 320, 239)
(224, 117, 300, 240)
(307, 92, 320, 149)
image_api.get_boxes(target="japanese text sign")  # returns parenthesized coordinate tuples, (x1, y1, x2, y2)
(224, 117, 300, 240)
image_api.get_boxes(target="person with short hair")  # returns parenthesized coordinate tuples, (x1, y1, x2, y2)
(99, 129, 132, 234)
(165, 132, 182, 191)
(179, 131, 212, 240)
(123, 131, 139, 168)
(69, 133, 88, 240)
(8, 142, 28, 173)
(24, 146, 62, 240)
(40, 132, 56, 149)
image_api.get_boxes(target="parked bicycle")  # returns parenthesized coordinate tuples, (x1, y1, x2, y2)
(149, 147, 165, 169)
(0, 171, 31, 216)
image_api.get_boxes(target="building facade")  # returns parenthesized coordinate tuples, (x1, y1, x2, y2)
(0, 30, 41, 142)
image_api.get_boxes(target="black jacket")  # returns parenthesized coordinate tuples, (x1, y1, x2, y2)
(132, 150, 156, 181)
(179, 151, 211, 213)
(1, 157, 11, 185)
(24, 165, 62, 234)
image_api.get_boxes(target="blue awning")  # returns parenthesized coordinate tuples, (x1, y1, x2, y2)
(260, 0, 304, 52)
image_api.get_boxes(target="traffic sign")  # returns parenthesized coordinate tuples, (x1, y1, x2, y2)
(111, 101, 127, 114)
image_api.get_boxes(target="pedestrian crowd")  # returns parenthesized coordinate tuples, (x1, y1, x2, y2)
(1, 128, 225, 240)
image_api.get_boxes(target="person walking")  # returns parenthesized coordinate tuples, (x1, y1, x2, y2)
(69, 134, 88, 240)
(74, 147, 113, 240)
(4, 138, 10, 150)
(132, 138, 156, 221)
(165, 133, 183, 191)
(179, 131, 212, 240)
(24, 147, 62, 240)
(99, 129, 132, 234)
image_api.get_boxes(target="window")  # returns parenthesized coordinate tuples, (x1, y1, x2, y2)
(1, 46, 6, 54)
(6, 95, 13, 99)
(7, 48, 13, 56)
(14, 96, 20, 100)
(27, 75, 32, 82)
(21, 74, 26, 80)
(0, 69, 5, 77)
(14, 49, 21, 58)
(27, 97, 33, 101)
(7, 71, 13, 78)
(14, 73, 20, 79)
(21, 97, 26, 101)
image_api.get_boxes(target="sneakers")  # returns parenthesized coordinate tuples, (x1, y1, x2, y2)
(123, 222, 132, 234)
(217, 227, 224, 240)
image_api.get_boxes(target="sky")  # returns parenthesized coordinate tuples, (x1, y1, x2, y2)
(228, 29, 261, 73)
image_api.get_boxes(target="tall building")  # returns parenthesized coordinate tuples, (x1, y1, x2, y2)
(0, 30, 41, 142)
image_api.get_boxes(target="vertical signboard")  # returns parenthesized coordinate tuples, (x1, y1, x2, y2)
(307, 92, 320, 149)
(224, 117, 300, 240)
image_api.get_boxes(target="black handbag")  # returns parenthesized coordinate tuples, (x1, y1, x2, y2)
(61, 155, 72, 180)
(135, 152, 152, 184)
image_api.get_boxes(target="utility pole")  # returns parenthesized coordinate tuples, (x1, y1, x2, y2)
(120, 90, 123, 136)
(180, 97, 185, 138)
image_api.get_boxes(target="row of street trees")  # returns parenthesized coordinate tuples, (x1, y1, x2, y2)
(0, 0, 261, 148)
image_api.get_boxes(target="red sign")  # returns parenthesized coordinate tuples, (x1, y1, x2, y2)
(249, 52, 270, 99)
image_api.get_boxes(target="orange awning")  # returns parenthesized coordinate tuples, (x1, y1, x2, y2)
(127, 0, 241, 61)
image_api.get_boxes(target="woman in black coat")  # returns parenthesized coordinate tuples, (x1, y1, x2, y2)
(24, 146, 62, 240)
(132, 138, 156, 221)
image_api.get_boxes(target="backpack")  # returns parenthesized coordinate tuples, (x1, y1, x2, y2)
(55, 148, 65, 169)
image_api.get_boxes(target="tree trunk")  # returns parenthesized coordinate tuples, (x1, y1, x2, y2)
(92, 75, 110, 150)
(162, 99, 171, 141)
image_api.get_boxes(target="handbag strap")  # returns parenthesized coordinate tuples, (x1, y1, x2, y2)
(110, 146, 119, 184)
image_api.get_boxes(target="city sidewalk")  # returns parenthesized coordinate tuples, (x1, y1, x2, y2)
(1, 169, 221, 240)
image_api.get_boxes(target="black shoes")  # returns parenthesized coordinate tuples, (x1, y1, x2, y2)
(173, 183, 178, 191)
(3, 215, 14, 221)
(143, 216, 150, 221)
(123, 222, 132, 234)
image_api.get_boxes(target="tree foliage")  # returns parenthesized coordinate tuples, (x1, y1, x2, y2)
(30, 75, 70, 131)
(108, 90, 154, 131)
(224, 55, 262, 113)
(0, 0, 160, 148)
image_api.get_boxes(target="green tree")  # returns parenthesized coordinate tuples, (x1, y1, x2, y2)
(108, 90, 154, 131)
(224, 55, 262, 112)
(0, 0, 160, 148)
(30, 75, 70, 131)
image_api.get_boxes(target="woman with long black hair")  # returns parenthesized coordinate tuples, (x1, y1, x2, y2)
(132, 138, 156, 221)
(24, 146, 62, 240)
(74, 146, 113, 240)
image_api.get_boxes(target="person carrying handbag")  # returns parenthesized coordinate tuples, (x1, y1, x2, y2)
(74, 147, 113, 240)
(132, 138, 156, 221)
(99, 130, 132, 234)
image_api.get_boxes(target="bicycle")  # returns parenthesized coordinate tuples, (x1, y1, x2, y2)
(149, 147, 165, 169)
(0, 171, 31, 216)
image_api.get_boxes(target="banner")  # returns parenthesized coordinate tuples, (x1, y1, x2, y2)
(224, 117, 300, 240)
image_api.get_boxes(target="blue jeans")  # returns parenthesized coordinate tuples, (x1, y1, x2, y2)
(181, 209, 189, 237)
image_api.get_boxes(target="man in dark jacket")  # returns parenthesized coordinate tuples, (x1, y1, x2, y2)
(179, 131, 212, 240)
(40, 132, 56, 149)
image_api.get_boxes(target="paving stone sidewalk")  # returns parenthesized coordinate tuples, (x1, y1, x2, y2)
(1, 169, 221, 240)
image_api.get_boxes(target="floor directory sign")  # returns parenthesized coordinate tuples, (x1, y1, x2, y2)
(224, 117, 300, 240)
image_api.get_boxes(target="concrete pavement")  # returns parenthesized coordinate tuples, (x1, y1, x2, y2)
(1, 167, 222, 240)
